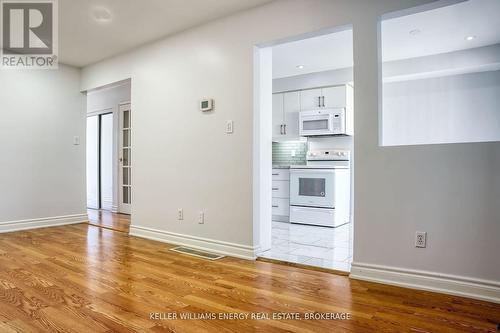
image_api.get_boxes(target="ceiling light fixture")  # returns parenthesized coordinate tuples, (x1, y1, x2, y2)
(296, 65, 305, 69)
(409, 29, 421, 36)
(91, 7, 112, 23)
(465, 35, 476, 41)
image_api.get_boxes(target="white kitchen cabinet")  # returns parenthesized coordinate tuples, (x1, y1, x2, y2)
(272, 180, 290, 198)
(322, 86, 347, 108)
(272, 93, 284, 138)
(300, 85, 352, 109)
(284, 91, 300, 113)
(300, 88, 322, 110)
(272, 198, 290, 218)
(271, 168, 289, 181)
(283, 91, 300, 138)
(272, 169, 290, 222)
(273, 92, 300, 139)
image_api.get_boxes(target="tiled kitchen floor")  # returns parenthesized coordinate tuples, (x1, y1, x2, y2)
(258, 221, 353, 272)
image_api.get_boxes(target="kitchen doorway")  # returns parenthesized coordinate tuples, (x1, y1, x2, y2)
(253, 26, 354, 272)
(86, 79, 131, 232)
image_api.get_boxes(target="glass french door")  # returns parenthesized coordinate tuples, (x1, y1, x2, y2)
(119, 104, 131, 214)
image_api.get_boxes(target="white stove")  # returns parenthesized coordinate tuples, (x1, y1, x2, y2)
(289, 149, 351, 227)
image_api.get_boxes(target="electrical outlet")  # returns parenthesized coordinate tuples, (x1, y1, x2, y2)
(177, 208, 183, 220)
(198, 212, 204, 224)
(415, 231, 427, 248)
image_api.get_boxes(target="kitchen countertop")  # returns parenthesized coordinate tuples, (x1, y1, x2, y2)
(272, 165, 292, 169)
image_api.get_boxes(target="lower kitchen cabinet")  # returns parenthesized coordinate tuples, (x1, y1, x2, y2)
(272, 198, 289, 221)
(272, 168, 290, 222)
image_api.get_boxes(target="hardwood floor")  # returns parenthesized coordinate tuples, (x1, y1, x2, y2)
(0, 224, 498, 332)
(87, 209, 131, 233)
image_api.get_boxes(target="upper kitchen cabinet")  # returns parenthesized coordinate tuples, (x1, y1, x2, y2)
(283, 91, 300, 138)
(299, 88, 322, 110)
(300, 85, 353, 109)
(273, 91, 300, 140)
(283, 91, 300, 113)
(322, 86, 347, 108)
(272, 93, 284, 138)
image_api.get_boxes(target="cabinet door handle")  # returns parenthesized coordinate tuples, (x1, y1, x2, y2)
(272, 173, 279, 176)
(322, 96, 325, 107)
(283, 124, 287, 135)
(272, 187, 279, 191)
(318, 96, 321, 107)
(280, 124, 284, 135)
(272, 205, 279, 208)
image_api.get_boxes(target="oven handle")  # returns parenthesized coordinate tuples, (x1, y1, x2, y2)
(291, 206, 335, 212)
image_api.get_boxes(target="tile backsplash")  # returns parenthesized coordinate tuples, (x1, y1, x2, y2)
(272, 141, 307, 165)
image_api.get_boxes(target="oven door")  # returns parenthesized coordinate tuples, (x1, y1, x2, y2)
(290, 169, 336, 208)
(299, 111, 333, 136)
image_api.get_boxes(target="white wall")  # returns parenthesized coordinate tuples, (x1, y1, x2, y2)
(383, 70, 500, 145)
(81, 0, 500, 300)
(86, 81, 131, 212)
(87, 81, 131, 114)
(0, 65, 86, 230)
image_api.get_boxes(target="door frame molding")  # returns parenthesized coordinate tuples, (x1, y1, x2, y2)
(118, 102, 132, 215)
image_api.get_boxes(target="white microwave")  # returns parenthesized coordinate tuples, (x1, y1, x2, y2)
(299, 108, 352, 136)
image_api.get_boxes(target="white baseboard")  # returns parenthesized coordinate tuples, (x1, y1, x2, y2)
(0, 214, 88, 234)
(129, 225, 258, 260)
(350, 262, 500, 304)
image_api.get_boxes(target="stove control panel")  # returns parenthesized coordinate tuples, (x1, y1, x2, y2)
(307, 149, 350, 161)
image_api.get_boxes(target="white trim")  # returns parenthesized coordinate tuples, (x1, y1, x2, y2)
(252, 46, 273, 253)
(383, 63, 500, 83)
(87, 107, 113, 117)
(130, 225, 258, 260)
(350, 262, 500, 304)
(0, 214, 88, 234)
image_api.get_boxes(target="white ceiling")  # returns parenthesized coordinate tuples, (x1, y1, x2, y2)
(272, 29, 353, 79)
(381, 0, 500, 61)
(58, 0, 273, 67)
(273, 0, 500, 79)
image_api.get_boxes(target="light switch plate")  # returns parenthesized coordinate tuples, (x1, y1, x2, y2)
(226, 120, 234, 134)
(73, 136, 80, 145)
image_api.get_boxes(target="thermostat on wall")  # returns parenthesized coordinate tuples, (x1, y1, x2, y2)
(200, 98, 214, 112)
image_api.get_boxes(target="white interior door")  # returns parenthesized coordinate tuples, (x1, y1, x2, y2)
(86, 116, 99, 209)
(100, 113, 114, 210)
(119, 104, 131, 214)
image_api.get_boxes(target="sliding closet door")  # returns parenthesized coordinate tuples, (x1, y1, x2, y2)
(100, 113, 114, 210)
(86, 116, 99, 209)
